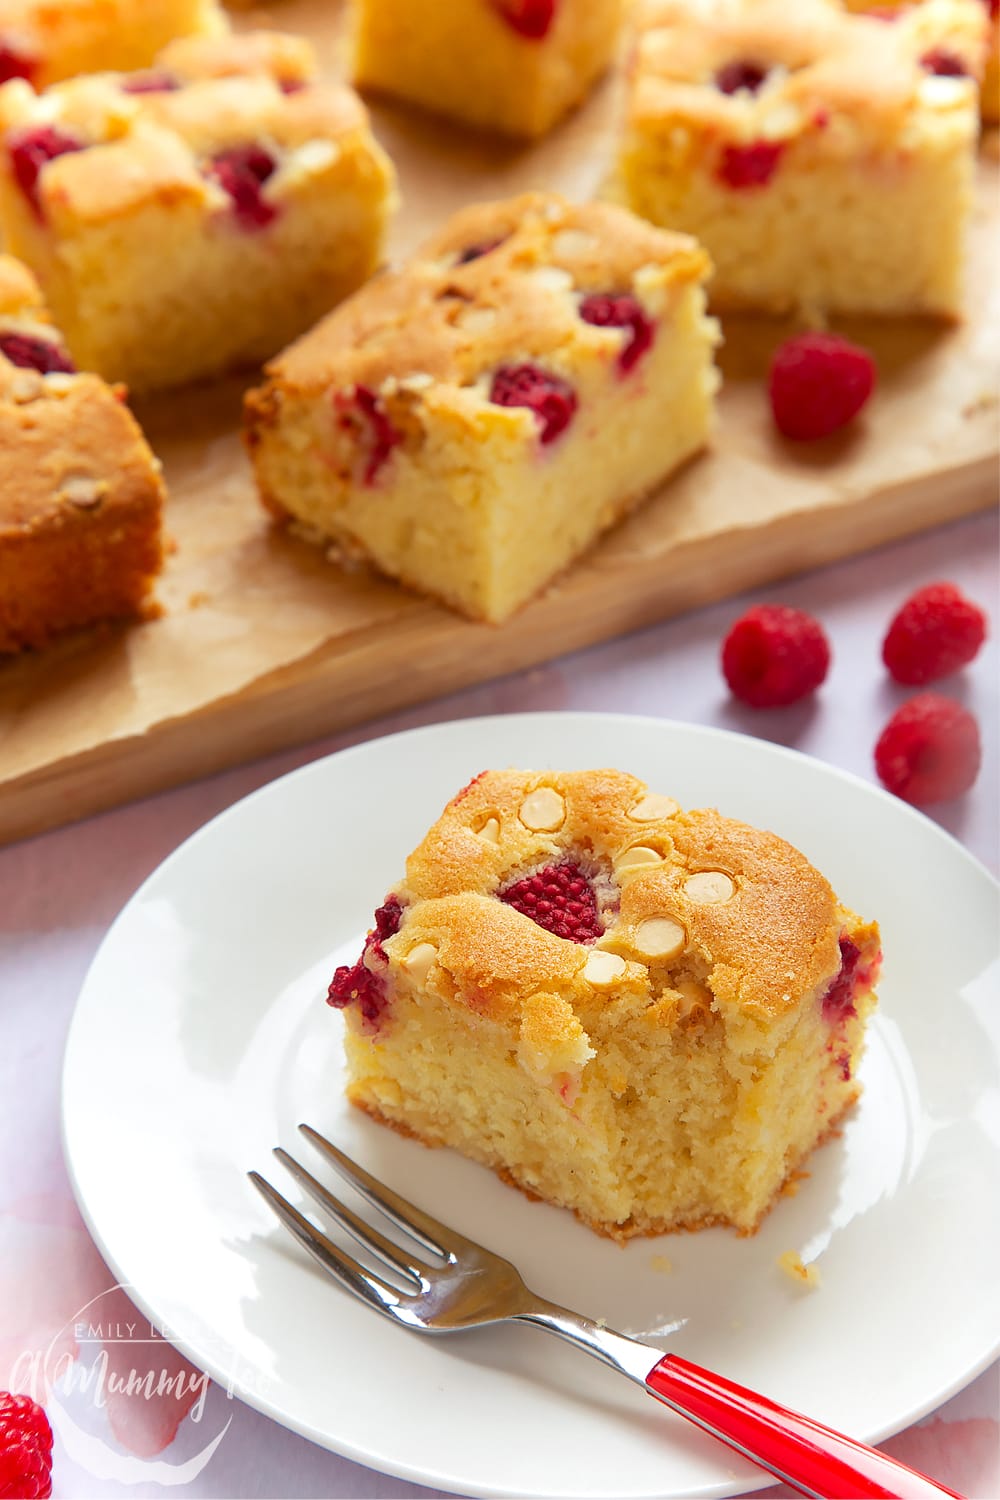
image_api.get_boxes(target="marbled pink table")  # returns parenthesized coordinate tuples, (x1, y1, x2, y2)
(2, 511, 997, 1500)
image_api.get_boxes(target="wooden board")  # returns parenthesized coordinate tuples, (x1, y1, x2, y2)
(1, 0, 997, 848)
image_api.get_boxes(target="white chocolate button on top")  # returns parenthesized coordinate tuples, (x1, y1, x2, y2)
(399, 942, 437, 983)
(476, 816, 501, 844)
(519, 787, 565, 832)
(684, 871, 735, 905)
(614, 845, 664, 882)
(628, 794, 679, 822)
(633, 916, 685, 961)
(582, 950, 626, 987)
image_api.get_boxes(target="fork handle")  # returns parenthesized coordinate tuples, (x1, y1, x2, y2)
(644, 1355, 965, 1499)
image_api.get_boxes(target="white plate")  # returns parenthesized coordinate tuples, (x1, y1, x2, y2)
(62, 713, 1000, 1500)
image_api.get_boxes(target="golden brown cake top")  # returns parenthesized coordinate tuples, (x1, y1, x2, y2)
(255, 192, 709, 404)
(373, 769, 856, 1028)
(0, 30, 380, 226)
(628, 0, 986, 135)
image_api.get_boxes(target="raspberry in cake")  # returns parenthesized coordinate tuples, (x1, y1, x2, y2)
(351, 0, 624, 138)
(841, 0, 999, 123)
(328, 769, 881, 1240)
(245, 192, 719, 624)
(0, 0, 227, 91)
(616, 0, 984, 317)
(0, 254, 165, 653)
(0, 32, 397, 393)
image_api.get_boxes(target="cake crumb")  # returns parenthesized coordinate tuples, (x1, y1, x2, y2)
(778, 1250, 821, 1290)
(780, 1169, 810, 1199)
(650, 1254, 673, 1274)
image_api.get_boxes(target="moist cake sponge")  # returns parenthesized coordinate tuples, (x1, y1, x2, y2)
(327, 769, 882, 1241)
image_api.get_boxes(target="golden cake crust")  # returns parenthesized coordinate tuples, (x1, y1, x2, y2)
(251, 193, 710, 404)
(388, 769, 842, 1024)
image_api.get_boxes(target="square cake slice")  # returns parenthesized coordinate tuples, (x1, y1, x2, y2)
(0, 31, 397, 392)
(0, 0, 227, 91)
(0, 254, 164, 653)
(840, 0, 998, 123)
(351, 0, 625, 139)
(326, 769, 882, 1241)
(245, 193, 719, 623)
(616, 0, 983, 317)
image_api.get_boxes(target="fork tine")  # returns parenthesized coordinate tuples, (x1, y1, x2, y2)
(273, 1148, 431, 1287)
(248, 1171, 403, 1320)
(299, 1124, 478, 1260)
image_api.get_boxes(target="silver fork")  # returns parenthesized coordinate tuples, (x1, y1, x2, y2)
(250, 1125, 963, 1500)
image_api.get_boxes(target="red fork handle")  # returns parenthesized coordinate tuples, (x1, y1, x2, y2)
(645, 1354, 966, 1499)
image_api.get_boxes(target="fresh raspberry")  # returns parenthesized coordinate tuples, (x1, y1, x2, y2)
(8, 125, 85, 213)
(919, 47, 969, 76)
(455, 238, 504, 265)
(769, 332, 876, 441)
(0, 1392, 53, 1500)
(207, 144, 277, 229)
(120, 69, 181, 93)
(721, 604, 831, 708)
(0, 39, 37, 85)
(489, 0, 557, 39)
(715, 140, 785, 189)
(714, 60, 769, 95)
(500, 862, 603, 943)
(327, 896, 404, 1027)
(874, 694, 981, 805)
(882, 582, 987, 685)
(579, 293, 654, 373)
(489, 363, 578, 443)
(0, 332, 75, 375)
(988, 0, 999, 21)
(334, 384, 402, 484)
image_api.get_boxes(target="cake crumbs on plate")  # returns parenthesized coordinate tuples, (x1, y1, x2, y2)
(778, 1250, 822, 1289)
(650, 1254, 674, 1273)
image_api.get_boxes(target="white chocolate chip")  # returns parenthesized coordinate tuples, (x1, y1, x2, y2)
(400, 942, 437, 983)
(684, 871, 735, 905)
(524, 265, 574, 293)
(583, 950, 626, 987)
(277, 138, 341, 189)
(9, 371, 43, 403)
(453, 303, 497, 334)
(633, 916, 685, 961)
(918, 74, 971, 108)
(628, 794, 680, 823)
(614, 846, 664, 883)
(551, 228, 598, 259)
(478, 817, 500, 844)
(518, 787, 565, 832)
(398, 371, 434, 392)
(59, 474, 105, 509)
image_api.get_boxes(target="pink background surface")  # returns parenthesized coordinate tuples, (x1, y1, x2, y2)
(1, 509, 997, 1499)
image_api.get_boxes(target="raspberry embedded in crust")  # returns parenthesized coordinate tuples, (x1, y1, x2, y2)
(207, 144, 278, 230)
(714, 60, 770, 95)
(579, 293, 654, 374)
(8, 125, 86, 213)
(722, 604, 831, 709)
(0, 1391, 53, 1500)
(500, 862, 603, 944)
(0, 38, 37, 85)
(0, 332, 76, 375)
(769, 332, 876, 442)
(716, 140, 785, 189)
(821, 936, 862, 1024)
(489, 0, 558, 40)
(882, 582, 987, 686)
(121, 69, 181, 94)
(489, 363, 578, 444)
(335, 384, 403, 485)
(919, 47, 969, 77)
(874, 693, 981, 805)
(327, 895, 404, 1028)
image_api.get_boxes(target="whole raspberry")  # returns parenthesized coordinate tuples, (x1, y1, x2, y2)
(579, 293, 654, 373)
(207, 144, 277, 230)
(716, 140, 785, 189)
(8, 125, 85, 213)
(714, 60, 770, 95)
(769, 332, 876, 441)
(0, 332, 75, 375)
(489, 0, 557, 39)
(500, 862, 603, 943)
(334, 384, 402, 484)
(875, 694, 981, 805)
(920, 47, 969, 76)
(0, 1392, 53, 1500)
(489, 363, 578, 444)
(882, 582, 987, 685)
(0, 40, 37, 85)
(327, 895, 404, 1027)
(721, 604, 831, 708)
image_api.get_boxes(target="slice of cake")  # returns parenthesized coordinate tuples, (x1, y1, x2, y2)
(0, 254, 165, 653)
(616, 0, 984, 317)
(0, 32, 397, 393)
(351, 0, 625, 139)
(840, 0, 998, 123)
(0, 0, 227, 91)
(327, 769, 882, 1240)
(245, 193, 719, 624)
